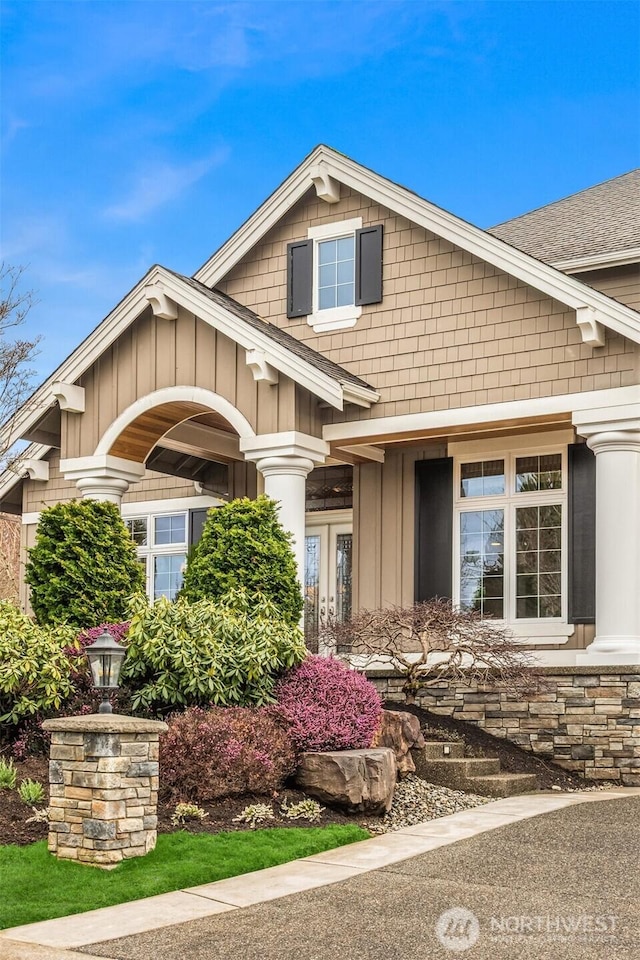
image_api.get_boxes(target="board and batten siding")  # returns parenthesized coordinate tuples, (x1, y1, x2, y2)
(215, 185, 640, 427)
(62, 306, 298, 460)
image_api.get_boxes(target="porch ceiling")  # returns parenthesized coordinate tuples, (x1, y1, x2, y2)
(108, 401, 236, 463)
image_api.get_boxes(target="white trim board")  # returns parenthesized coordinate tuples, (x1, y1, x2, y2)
(21, 494, 224, 526)
(323, 384, 640, 444)
(194, 145, 640, 347)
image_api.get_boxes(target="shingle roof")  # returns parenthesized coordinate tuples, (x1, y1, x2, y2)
(488, 170, 640, 264)
(170, 271, 375, 393)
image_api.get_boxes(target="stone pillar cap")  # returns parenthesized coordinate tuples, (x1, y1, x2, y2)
(42, 713, 168, 734)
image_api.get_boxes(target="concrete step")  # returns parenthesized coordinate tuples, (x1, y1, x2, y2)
(466, 772, 539, 798)
(420, 741, 465, 760)
(414, 756, 501, 788)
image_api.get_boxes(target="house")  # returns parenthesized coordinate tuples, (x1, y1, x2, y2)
(1, 148, 638, 668)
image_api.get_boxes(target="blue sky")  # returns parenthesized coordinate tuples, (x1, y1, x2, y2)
(1, 0, 638, 378)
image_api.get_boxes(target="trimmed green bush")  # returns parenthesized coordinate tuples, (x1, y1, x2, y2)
(25, 500, 145, 629)
(122, 589, 307, 712)
(0, 601, 79, 724)
(180, 496, 303, 626)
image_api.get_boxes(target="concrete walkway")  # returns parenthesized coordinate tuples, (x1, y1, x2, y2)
(1, 790, 639, 960)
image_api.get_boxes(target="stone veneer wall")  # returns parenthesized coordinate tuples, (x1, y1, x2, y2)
(42, 714, 167, 868)
(367, 665, 640, 786)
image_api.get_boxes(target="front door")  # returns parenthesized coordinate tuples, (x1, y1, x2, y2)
(304, 511, 353, 649)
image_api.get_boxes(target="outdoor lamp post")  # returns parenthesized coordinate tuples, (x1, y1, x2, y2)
(85, 629, 126, 714)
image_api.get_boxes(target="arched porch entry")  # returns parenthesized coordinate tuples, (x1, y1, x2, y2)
(60, 385, 329, 598)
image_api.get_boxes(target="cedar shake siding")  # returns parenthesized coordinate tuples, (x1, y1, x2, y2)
(216, 186, 640, 425)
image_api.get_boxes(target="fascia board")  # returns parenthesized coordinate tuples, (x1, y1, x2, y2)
(551, 248, 640, 273)
(155, 268, 349, 410)
(195, 146, 640, 347)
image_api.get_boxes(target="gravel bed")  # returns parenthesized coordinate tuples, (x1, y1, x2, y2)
(365, 774, 491, 834)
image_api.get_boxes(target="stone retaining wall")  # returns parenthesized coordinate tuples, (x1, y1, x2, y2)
(367, 665, 640, 786)
(42, 714, 167, 868)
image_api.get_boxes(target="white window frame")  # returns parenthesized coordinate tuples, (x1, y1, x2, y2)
(307, 218, 363, 333)
(451, 435, 573, 643)
(124, 510, 188, 601)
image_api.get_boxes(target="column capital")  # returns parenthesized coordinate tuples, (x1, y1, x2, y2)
(60, 455, 145, 505)
(585, 430, 640, 456)
(573, 400, 640, 447)
(240, 431, 329, 465)
(256, 456, 315, 481)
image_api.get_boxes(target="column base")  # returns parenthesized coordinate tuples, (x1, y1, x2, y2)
(576, 636, 640, 666)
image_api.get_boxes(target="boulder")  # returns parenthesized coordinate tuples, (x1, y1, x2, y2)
(372, 709, 426, 776)
(295, 748, 396, 814)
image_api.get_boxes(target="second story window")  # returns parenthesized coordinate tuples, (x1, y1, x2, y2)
(287, 218, 383, 333)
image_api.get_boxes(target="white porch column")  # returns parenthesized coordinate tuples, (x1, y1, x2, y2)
(60, 456, 145, 507)
(240, 432, 330, 597)
(256, 457, 315, 587)
(574, 405, 640, 664)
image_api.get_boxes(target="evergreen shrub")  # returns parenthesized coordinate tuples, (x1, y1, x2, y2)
(122, 590, 307, 713)
(25, 500, 145, 629)
(275, 655, 383, 752)
(0, 601, 79, 725)
(160, 706, 296, 802)
(180, 496, 303, 626)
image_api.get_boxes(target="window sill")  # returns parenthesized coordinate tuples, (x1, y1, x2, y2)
(509, 622, 575, 645)
(308, 305, 362, 333)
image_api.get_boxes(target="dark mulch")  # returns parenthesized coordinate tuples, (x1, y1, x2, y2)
(0, 757, 371, 847)
(387, 701, 598, 792)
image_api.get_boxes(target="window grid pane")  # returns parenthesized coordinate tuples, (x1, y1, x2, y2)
(516, 504, 562, 619)
(516, 454, 562, 492)
(153, 554, 186, 601)
(154, 514, 186, 545)
(460, 509, 504, 618)
(317, 236, 355, 312)
(126, 518, 148, 546)
(460, 460, 505, 498)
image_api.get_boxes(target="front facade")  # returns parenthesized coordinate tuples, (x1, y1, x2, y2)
(1, 149, 639, 667)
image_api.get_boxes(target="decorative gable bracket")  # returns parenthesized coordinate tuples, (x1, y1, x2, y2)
(52, 381, 85, 414)
(21, 459, 49, 482)
(245, 349, 279, 385)
(310, 163, 341, 204)
(576, 306, 606, 348)
(144, 282, 179, 320)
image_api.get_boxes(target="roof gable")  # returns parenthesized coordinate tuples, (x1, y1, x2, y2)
(0, 265, 378, 456)
(194, 145, 640, 348)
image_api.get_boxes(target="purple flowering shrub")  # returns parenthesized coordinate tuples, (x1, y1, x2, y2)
(274, 655, 383, 752)
(160, 706, 296, 802)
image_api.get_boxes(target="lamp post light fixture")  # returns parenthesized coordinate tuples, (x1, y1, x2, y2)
(85, 629, 126, 714)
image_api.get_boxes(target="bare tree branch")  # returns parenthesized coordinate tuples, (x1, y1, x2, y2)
(323, 599, 540, 703)
(0, 512, 20, 601)
(0, 263, 40, 469)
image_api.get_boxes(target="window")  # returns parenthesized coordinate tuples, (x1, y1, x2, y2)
(125, 513, 187, 601)
(455, 451, 566, 624)
(287, 219, 383, 332)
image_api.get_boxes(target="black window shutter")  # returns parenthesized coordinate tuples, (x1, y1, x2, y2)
(568, 443, 596, 624)
(415, 457, 453, 602)
(189, 508, 209, 548)
(355, 224, 383, 306)
(286, 239, 313, 318)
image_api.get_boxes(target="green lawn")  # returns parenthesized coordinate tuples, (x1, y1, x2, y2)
(0, 825, 369, 930)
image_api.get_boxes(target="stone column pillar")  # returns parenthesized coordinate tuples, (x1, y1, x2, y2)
(60, 456, 145, 507)
(239, 432, 330, 616)
(42, 714, 167, 869)
(574, 405, 640, 664)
